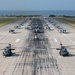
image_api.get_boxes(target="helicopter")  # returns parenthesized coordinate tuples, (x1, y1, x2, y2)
(58, 28, 66, 33)
(9, 29, 15, 34)
(55, 43, 75, 56)
(57, 43, 69, 56)
(2, 43, 15, 56)
(14, 25, 20, 29)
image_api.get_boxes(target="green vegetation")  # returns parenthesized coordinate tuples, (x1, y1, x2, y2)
(54, 17, 75, 27)
(0, 15, 42, 27)
(0, 17, 23, 27)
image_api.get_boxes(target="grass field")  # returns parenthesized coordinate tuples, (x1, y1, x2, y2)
(0, 17, 23, 27)
(54, 17, 75, 27)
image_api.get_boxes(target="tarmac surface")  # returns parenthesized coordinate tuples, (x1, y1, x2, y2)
(0, 17, 75, 75)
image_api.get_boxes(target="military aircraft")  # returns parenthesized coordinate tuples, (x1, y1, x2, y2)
(3, 46, 12, 56)
(33, 29, 44, 33)
(58, 28, 66, 33)
(57, 43, 69, 56)
(55, 43, 75, 56)
(9, 29, 15, 34)
(14, 26, 20, 29)
(59, 47, 69, 56)
(1, 43, 15, 56)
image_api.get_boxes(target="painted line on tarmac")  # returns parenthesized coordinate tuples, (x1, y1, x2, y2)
(0, 35, 9, 42)
(15, 39, 20, 42)
(54, 38, 58, 42)
(63, 34, 75, 45)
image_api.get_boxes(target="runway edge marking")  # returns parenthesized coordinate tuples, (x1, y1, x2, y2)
(63, 34, 75, 45)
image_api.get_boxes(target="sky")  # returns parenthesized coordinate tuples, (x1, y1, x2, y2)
(0, 0, 75, 10)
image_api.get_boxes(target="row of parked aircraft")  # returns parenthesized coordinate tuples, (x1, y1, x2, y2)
(2, 17, 75, 57)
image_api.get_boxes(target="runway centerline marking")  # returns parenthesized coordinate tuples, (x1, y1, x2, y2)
(54, 38, 58, 42)
(63, 34, 75, 45)
(15, 39, 20, 42)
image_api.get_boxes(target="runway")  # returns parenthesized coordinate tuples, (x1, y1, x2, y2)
(0, 17, 75, 75)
